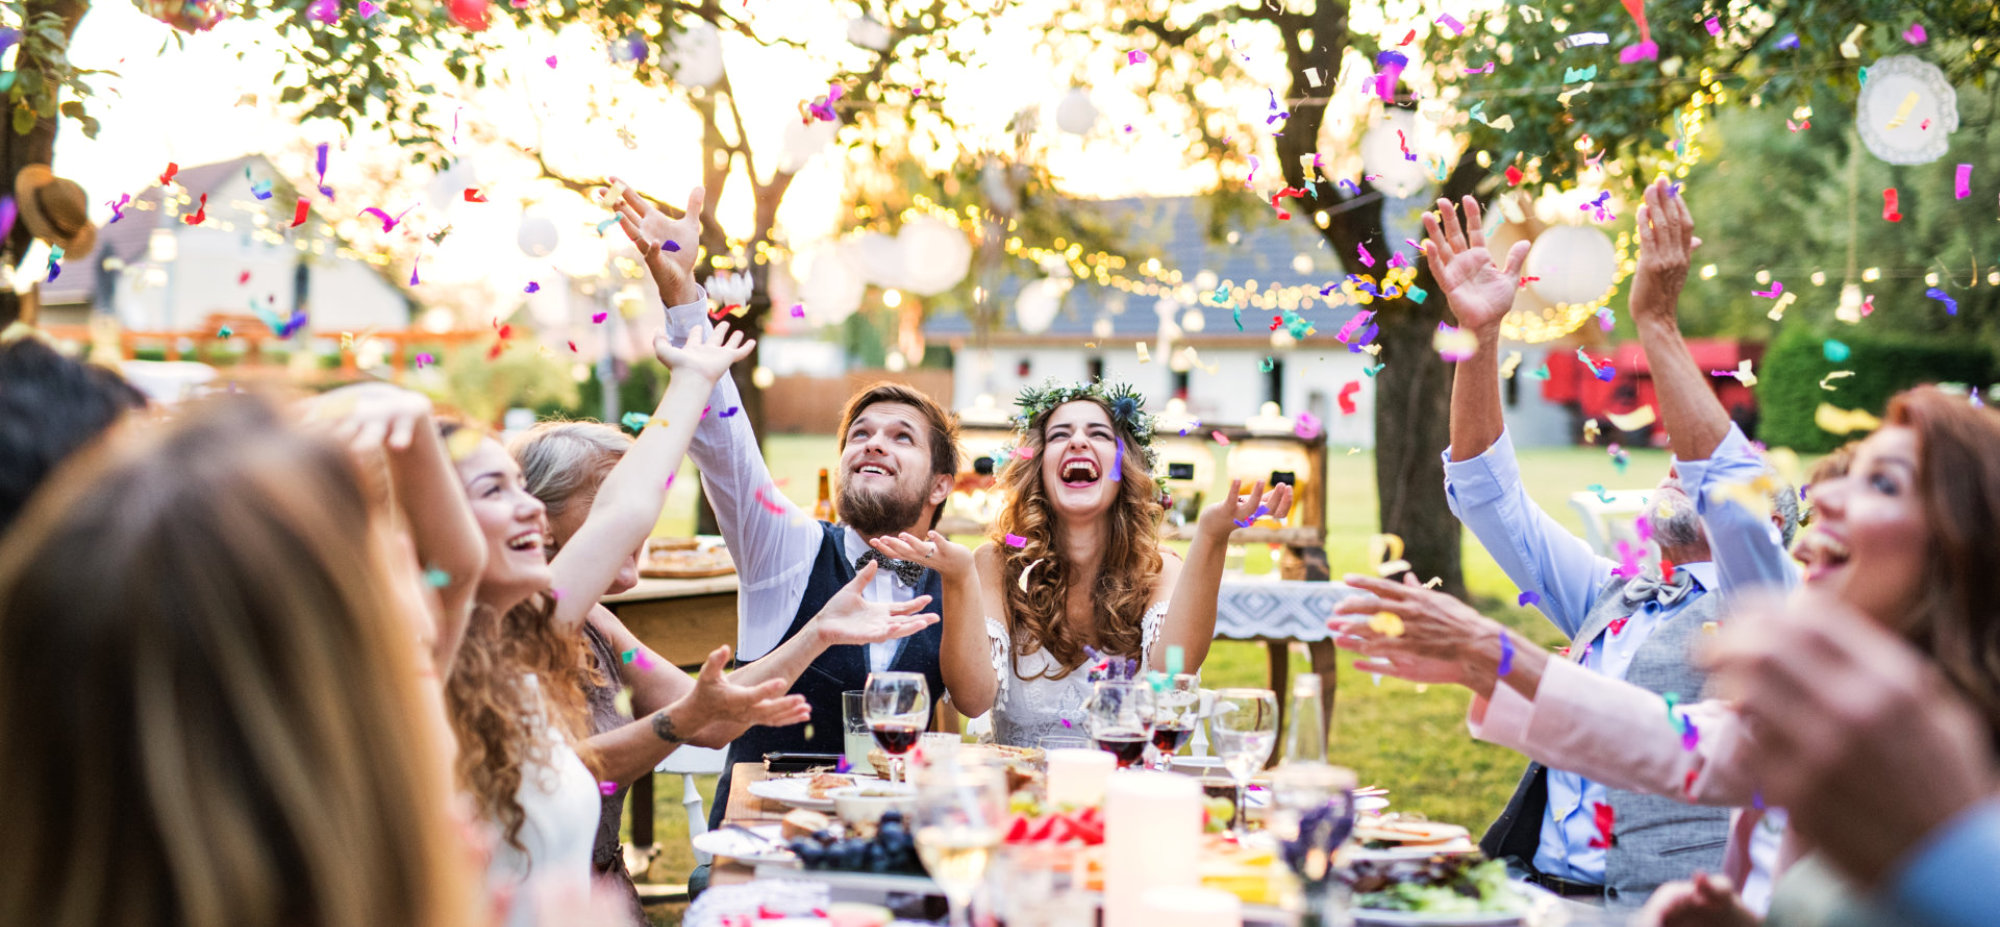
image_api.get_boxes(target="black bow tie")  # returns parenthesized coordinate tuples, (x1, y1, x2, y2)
(854, 549, 925, 586)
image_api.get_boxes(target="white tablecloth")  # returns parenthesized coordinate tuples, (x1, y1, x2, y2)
(1212, 579, 1356, 642)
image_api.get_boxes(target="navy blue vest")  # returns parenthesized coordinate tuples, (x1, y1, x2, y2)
(709, 521, 946, 827)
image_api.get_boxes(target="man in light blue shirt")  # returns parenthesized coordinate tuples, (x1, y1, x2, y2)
(1422, 185, 1797, 908)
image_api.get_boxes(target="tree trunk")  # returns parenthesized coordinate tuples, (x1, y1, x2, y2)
(1367, 275, 1462, 598)
(0, 0, 81, 328)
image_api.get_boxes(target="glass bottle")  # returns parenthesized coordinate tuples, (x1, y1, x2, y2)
(813, 467, 835, 522)
(1283, 674, 1327, 765)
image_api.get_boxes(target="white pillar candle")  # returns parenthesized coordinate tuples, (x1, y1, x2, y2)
(1137, 886, 1242, 927)
(1045, 748, 1115, 808)
(1104, 771, 1201, 927)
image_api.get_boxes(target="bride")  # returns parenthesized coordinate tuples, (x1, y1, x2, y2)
(872, 380, 1289, 747)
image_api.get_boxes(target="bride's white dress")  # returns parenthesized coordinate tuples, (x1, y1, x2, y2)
(984, 603, 1169, 748)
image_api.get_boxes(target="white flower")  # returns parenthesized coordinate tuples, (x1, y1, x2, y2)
(706, 271, 753, 306)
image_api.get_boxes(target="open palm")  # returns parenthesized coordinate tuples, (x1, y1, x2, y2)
(1424, 195, 1530, 333)
(813, 561, 942, 646)
(653, 318, 753, 383)
(613, 178, 703, 294)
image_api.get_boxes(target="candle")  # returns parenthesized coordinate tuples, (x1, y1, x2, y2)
(1137, 886, 1242, 927)
(1046, 748, 1115, 808)
(1105, 771, 1201, 927)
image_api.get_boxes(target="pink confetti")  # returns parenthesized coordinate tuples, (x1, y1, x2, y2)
(1111, 437, 1125, 482)
(1956, 164, 1972, 199)
(1902, 23, 1926, 44)
(1704, 17, 1721, 37)
(1126, 49, 1148, 64)
(598, 781, 619, 797)
(592, 311, 608, 323)
(1004, 533, 1027, 548)
(1434, 13, 1464, 34)
(409, 259, 420, 286)
(1013, 445, 1038, 459)
(416, 351, 435, 368)
(754, 485, 787, 515)
(545, 55, 558, 68)
(1211, 430, 1231, 445)
(525, 282, 541, 293)
(1293, 411, 1323, 441)
(1612, 540, 1643, 579)
(790, 303, 805, 318)
(1464, 62, 1494, 75)
(1680, 716, 1701, 751)
(1357, 242, 1375, 267)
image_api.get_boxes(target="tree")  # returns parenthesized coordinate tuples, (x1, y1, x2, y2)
(1007, 0, 1999, 596)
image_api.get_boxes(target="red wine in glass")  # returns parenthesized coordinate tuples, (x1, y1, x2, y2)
(1151, 724, 1194, 754)
(1094, 730, 1149, 768)
(871, 721, 922, 754)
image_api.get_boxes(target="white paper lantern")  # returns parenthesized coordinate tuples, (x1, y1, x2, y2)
(856, 232, 910, 290)
(896, 216, 973, 296)
(665, 22, 724, 88)
(1359, 110, 1431, 198)
(779, 118, 838, 173)
(1016, 279, 1066, 334)
(1055, 89, 1099, 135)
(846, 16, 892, 51)
(1523, 224, 1618, 306)
(796, 243, 865, 325)
(517, 216, 558, 257)
(1856, 55, 1958, 166)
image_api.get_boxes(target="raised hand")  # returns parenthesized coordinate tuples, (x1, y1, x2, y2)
(614, 179, 704, 304)
(1195, 479, 1293, 540)
(1633, 874, 1758, 927)
(662, 644, 812, 749)
(311, 381, 435, 454)
(811, 560, 943, 645)
(870, 530, 975, 582)
(1628, 177, 1699, 330)
(653, 317, 754, 384)
(1423, 195, 1530, 334)
(1329, 574, 1507, 689)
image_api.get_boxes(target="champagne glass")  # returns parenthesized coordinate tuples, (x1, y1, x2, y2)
(914, 763, 1008, 927)
(1086, 679, 1154, 769)
(1271, 764, 1359, 927)
(1209, 688, 1278, 834)
(1148, 673, 1202, 770)
(864, 672, 929, 784)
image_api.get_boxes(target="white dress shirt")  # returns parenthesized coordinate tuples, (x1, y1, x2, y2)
(661, 292, 910, 662)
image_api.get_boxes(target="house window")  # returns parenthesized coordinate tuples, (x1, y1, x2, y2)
(1264, 357, 1284, 404)
(1172, 368, 1190, 400)
(1087, 355, 1105, 382)
(1505, 369, 1520, 407)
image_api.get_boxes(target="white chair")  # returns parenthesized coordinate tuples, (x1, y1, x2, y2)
(1567, 488, 1653, 558)
(656, 744, 731, 866)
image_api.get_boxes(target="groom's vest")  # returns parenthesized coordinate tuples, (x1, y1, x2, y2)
(709, 521, 946, 828)
(1480, 576, 1732, 909)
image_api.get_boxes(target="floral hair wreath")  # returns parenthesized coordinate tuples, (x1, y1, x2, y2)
(996, 378, 1161, 475)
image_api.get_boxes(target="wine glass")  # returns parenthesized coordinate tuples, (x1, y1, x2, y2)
(1271, 764, 1359, 927)
(914, 762, 1008, 927)
(1147, 673, 1202, 771)
(1086, 679, 1154, 769)
(864, 671, 929, 783)
(1209, 688, 1278, 834)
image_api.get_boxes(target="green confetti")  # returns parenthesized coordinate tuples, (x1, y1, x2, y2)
(1260, 356, 1275, 372)
(423, 567, 451, 588)
(620, 411, 650, 432)
(1564, 65, 1598, 83)
(1407, 286, 1428, 304)
(621, 648, 638, 664)
(1166, 644, 1185, 676)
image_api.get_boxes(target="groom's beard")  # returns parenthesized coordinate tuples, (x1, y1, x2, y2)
(837, 479, 927, 537)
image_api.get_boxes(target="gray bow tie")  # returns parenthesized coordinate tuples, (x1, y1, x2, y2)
(1619, 567, 1699, 608)
(854, 549, 925, 586)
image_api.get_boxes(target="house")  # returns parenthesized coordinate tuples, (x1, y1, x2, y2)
(38, 155, 412, 336)
(922, 196, 1575, 446)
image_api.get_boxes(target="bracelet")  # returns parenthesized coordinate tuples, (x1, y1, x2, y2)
(651, 709, 684, 745)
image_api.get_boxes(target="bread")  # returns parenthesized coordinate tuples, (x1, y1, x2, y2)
(806, 773, 854, 799)
(781, 809, 831, 841)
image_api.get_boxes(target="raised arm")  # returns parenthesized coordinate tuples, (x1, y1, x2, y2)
(617, 180, 822, 659)
(1161, 479, 1293, 670)
(731, 557, 943, 690)
(318, 383, 486, 676)
(1428, 195, 1530, 464)
(547, 320, 753, 633)
(945, 544, 1015, 718)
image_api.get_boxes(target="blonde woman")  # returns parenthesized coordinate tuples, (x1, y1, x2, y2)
(873, 380, 1289, 747)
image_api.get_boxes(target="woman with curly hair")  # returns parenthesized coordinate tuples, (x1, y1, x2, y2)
(873, 381, 1290, 747)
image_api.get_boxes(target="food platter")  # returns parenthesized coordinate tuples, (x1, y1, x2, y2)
(692, 824, 797, 864)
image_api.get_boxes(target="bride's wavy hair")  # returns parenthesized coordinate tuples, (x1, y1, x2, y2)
(989, 396, 1163, 679)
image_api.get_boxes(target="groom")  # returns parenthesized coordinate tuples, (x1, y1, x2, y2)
(624, 185, 958, 829)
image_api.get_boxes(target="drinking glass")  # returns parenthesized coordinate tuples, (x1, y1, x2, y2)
(1270, 764, 1359, 927)
(914, 763, 1008, 927)
(864, 672, 929, 784)
(1147, 673, 1202, 770)
(841, 690, 873, 774)
(1085, 679, 1154, 769)
(1209, 688, 1279, 834)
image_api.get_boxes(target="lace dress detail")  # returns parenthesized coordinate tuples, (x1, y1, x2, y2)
(985, 603, 1169, 748)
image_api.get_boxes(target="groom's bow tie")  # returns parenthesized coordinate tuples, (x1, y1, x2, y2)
(855, 549, 925, 586)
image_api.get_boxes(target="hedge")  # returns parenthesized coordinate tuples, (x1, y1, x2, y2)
(1757, 326, 1998, 453)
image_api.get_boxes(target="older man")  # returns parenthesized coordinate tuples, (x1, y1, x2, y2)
(1420, 184, 1797, 910)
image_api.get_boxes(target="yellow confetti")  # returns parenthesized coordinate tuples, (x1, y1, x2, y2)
(1815, 403, 1883, 435)
(1607, 405, 1658, 432)
(1499, 351, 1524, 379)
(1583, 418, 1602, 444)
(1018, 557, 1046, 593)
(1701, 621, 1720, 635)
(1885, 91, 1919, 130)
(1839, 25, 1867, 58)
(1136, 342, 1151, 363)
(1819, 370, 1856, 391)
(1369, 612, 1406, 637)
(614, 686, 634, 717)
(1708, 473, 1778, 520)
(1730, 359, 1759, 388)
(1367, 533, 1405, 570)
(1376, 558, 1412, 576)
(1421, 576, 1444, 590)
(1766, 291, 1798, 321)
(444, 427, 485, 461)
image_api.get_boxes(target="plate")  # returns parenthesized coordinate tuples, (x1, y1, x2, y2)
(1357, 795, 1390, 813)
(691, 824, 795, 863)
(747, 777, 842, 811)
(1353, 909, 1524, 926)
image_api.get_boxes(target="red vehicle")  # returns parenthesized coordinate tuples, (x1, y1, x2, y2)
(1541, 340, 1764, 445)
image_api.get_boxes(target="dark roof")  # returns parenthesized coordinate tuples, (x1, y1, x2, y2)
(923, 196, 1351, 341)
(45, 155, 272, 305)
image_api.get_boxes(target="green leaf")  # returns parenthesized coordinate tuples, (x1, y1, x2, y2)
(279, 85, 304, 104)
(57, 100, 81, 119)
(13, 103, 34, 135)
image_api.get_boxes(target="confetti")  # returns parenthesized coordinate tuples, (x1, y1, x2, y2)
(1369, 612, 1405, 637)
(1259, 356, 1274, 372)
(313, 143, 334, 199)
(1885, 93, 1919, 130)
(1499, 351, 1524, 379)
(217, 326, 233, 338)
(1497, 632, 1514, 676)
(1111, 437, 1125, 481)
(1563, 66, 1597, 84)
(1583, 419, 1601, 443)
(721, 407, 741, 418)
(1752, 280, 1785, 299)
(1774, 33, 1799, 50)
(1840, 24, 1867, 58)
(1587, 484, 1615, 505)
(1956, 164, 1972, 199)
(1293, 411, 1323, 441)
(1368, 533, 1405, 574)
(592, 312, 608, 324)
(1135, 342, 1151, 364)
(1338, 380, 1362, 415)
(463, 187, 487, 202)
(1504, 165, 1524, 186)
(1126, 49, 1148, 64)
(416, 351, 435, 368)
(1004, 533, 1027, 548)
(160, 162, 180, 186)
(361, 204, 415, 232)
(1372, 50, 1408, 102)
(1435, 13, 1464, 34)
(1558, 32, 1609, 49)
(1576, 349, 1614, 382)
(754, 484, 787, 515)
(1018, 557, 1046, 592)
(1517, 592, 1541, 607)
(1815, 404, 1883, 435)
(598, 780, 619, 797)
(1606, 406, 1657, 432)
(1902, 22, 1927, 44)
(1822, 339, 1852, 362)
(1618, 0, 1658, 62)
(790, 303, 805, 318)
(1588, 803, 1616, 848)
(1356, 242, 1375, 267)
(620, 411, 650, 431)
(524, 282, 540, 293)
(1925, 288, 1958, 315)
(409, 259, 421, 286)
(105, 192, 130, 223)
(1211, 430, 1230, 445)
(1433, 324, 1478, 361)
(183, 193, 208, 225)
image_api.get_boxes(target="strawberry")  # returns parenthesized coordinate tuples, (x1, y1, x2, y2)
(1006, 815, 1031, 844)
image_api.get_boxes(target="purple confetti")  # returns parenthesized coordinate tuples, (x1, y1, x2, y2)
(1111, 437, 1125, 482)
(106, 193, 130, 224)
(1517, 591, 1541, 607)
(0, 197, 16, 242)
(1926, 288, 1958, 315)
(524, 282, 541, 293)
(598, 781, 619, 797)
(1752, 791, 1766, 810)
(1679, 715, 1700, 751)
(1497, 632, 1515, 676)
(1775, 33, 1799, 50)
(721, 406, 741, 418)
(314, 143, 334, 199)
(664, 240, 681, 252)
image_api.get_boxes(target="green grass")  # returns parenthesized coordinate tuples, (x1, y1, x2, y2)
(634, 435, 1675, 918)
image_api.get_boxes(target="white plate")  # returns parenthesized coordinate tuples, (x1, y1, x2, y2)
(1357, 795, 1390, 813)
(1353, 908, 1525, 926)
(691, 824, 796, 863)
(747, 777, 839, 811)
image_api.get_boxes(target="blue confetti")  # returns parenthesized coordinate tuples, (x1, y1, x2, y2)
(1926, 288, 1958, 315)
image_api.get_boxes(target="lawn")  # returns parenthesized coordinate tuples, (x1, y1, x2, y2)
(633, 434, 1674, 913)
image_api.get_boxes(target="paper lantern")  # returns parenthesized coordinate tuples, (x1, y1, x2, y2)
(896, 216, 972, 296)
(779, 118, 838, 173)
(855, 232, 909, 290)
(666, 22, 724, 88)
(1055, 89, 1099, 135)
(796, 243, 866, 325)
(1523, 224, 1617, 307)
(1358, 110, 1430, 198)
(846, 16, 892, 51)
(1856, 55, 1958, 166)
(1015, 278, 1066, 334)
(444, 0, 487, 32)
(516, 216, 558, 257)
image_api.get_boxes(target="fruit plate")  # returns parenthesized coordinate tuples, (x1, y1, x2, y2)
(691, 824, 796, 864)
(748, 777, 840, 812)
(753, 862, 940, 896)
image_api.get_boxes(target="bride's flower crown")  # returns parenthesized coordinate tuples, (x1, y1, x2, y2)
(1003, 378, 1161, 474)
